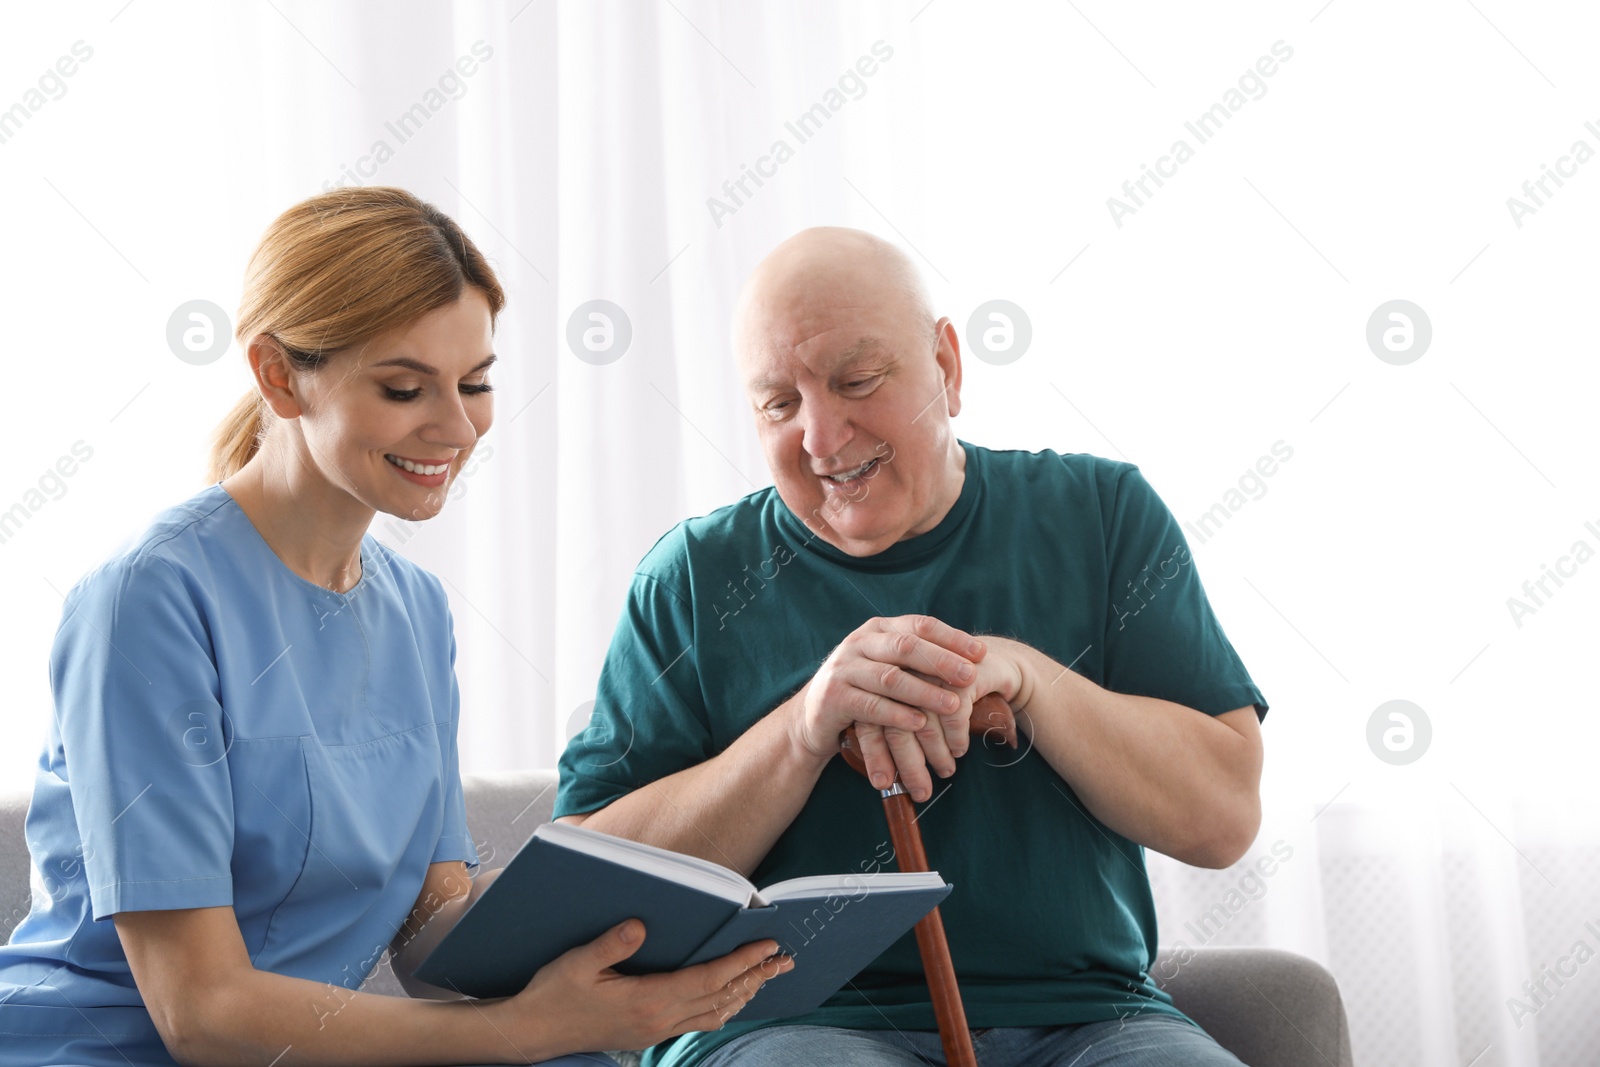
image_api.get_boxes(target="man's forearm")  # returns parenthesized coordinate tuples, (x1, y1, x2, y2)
(560, 690, 831, 877)
(1005, 641, 1263, 868)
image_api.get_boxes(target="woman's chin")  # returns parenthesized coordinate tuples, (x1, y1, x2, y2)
(378, 497, 446, 525)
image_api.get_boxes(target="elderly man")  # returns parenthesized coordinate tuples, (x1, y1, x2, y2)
(554, 227, 1267, 1067)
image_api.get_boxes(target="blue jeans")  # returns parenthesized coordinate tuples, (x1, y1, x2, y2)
(699, 1017, 1244, 1066)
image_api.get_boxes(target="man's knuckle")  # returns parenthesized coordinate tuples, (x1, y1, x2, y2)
(874, 662, 901, 691)
(850, 688, 878, 719)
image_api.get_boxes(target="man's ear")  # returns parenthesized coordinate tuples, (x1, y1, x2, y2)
(246, 334, 305, 420)
(933, 316, 962, 419)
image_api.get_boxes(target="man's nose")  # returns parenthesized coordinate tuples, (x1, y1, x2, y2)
(800, 393, 853, 461)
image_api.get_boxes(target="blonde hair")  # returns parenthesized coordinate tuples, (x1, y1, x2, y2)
(208, 187, 506, 483)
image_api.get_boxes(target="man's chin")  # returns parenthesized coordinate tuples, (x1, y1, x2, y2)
(815, 516, 905, 557)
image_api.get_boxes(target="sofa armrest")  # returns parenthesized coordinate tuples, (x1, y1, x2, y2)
(1154, 945, 1353, 1067)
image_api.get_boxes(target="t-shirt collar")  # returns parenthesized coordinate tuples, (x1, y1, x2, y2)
(776, 440, 982, 570)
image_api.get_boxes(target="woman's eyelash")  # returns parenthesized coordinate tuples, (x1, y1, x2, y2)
(383, 382, 494, 401)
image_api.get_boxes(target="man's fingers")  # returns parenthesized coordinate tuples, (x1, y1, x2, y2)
(862, 629, 979, 689)
(849, 646, 965, 712)
(945, 702, 971, 759)
(884, 726, 935, 801)
(843, 685, 929, 735)
(854, 722, 897, 790)
(909, 707, 959, 781)
(905, 669, 971, 761)
(894, 614, 987, 666)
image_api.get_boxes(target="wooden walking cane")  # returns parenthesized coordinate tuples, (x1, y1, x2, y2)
(838, 693, 1018, 1067)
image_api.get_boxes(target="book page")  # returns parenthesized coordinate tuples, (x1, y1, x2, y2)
(536, 822, 760, 905)
(755, 870, 947, 905)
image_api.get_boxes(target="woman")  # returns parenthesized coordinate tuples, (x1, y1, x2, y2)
(0, 187, 788, 1066)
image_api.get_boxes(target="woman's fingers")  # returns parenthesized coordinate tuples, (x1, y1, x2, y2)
(674, 956, 793, 1033)
(673, 938, 784, 1000)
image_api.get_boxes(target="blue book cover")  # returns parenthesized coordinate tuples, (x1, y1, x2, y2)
(414, 822, 952, 1019)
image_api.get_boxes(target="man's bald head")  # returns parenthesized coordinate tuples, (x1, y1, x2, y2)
(733, 227, 935, 368)
(730, 226, 966, 558)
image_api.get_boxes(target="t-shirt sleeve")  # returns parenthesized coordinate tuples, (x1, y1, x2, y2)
(554, 572, 715, 819)
(431, 609, 478, 868)
(1101, 465, 1268, 721)
(50, 555, 236, 919)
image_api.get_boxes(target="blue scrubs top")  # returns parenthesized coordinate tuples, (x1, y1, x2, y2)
(0, 484, 479, 1065)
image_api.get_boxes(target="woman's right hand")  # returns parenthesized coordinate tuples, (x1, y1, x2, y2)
(499, 919, 793, 1058)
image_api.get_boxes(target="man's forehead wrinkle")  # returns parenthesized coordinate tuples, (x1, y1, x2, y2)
(745, 332, 882, 394)
(788, 328, 883, 374)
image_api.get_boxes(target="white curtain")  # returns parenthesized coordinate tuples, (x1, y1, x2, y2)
(2, 3, 1597, 1065)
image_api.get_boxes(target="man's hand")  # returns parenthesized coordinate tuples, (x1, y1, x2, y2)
(859, 636, 1035, 797)
(788, 615, 987, 800)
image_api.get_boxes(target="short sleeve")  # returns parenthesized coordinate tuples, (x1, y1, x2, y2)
(431, 611, 478, 868)
(50, 556, 235, 919)
(554, 573, 715, 819)
(1101, 466, 1268, 721)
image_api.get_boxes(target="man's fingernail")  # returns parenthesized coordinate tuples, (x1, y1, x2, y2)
(969, 640, 984, 656)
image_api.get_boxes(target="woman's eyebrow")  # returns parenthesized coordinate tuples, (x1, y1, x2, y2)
(371, 354, 498, 375)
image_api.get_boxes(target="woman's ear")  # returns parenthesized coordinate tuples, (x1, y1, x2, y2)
(246, 334, 304, 420)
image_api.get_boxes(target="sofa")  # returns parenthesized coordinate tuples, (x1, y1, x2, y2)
(0, 770, 1353, 1066)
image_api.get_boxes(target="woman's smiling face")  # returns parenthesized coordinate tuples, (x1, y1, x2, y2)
(289, 286, 496, 522)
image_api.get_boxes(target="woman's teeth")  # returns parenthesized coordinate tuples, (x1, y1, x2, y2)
(386, 455, 450, 476)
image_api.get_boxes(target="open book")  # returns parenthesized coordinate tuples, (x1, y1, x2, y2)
(414, 821, 951, 1019)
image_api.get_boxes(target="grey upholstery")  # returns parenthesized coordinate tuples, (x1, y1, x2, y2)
(0, 783, 28, 949)
(0, 770, 1353, 1066)
(1153, 945, 1354, 1067)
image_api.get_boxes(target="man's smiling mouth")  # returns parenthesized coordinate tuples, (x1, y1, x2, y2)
(825, 458, 878, 483)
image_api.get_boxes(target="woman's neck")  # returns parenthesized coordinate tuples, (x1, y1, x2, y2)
(221, 443, 373, 593)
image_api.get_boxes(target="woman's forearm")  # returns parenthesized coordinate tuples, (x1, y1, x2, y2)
(164, 966, 554, 1067)
(389, 866, 502, 1000)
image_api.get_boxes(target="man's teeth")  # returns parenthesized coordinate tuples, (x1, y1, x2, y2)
(386, 455, 450, 476)
(828, 459, 876, 482)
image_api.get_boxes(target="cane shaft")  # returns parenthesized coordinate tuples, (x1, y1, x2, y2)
(883, 791, 977, 1067)
(836, 698, 1014, 1067)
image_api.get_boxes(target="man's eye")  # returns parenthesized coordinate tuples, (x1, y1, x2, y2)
(764, 400, 794, 420)
(842, 377, 877, 390)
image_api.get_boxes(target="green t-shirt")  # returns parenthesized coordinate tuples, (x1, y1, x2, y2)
(554, 442, 1268, 1067)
